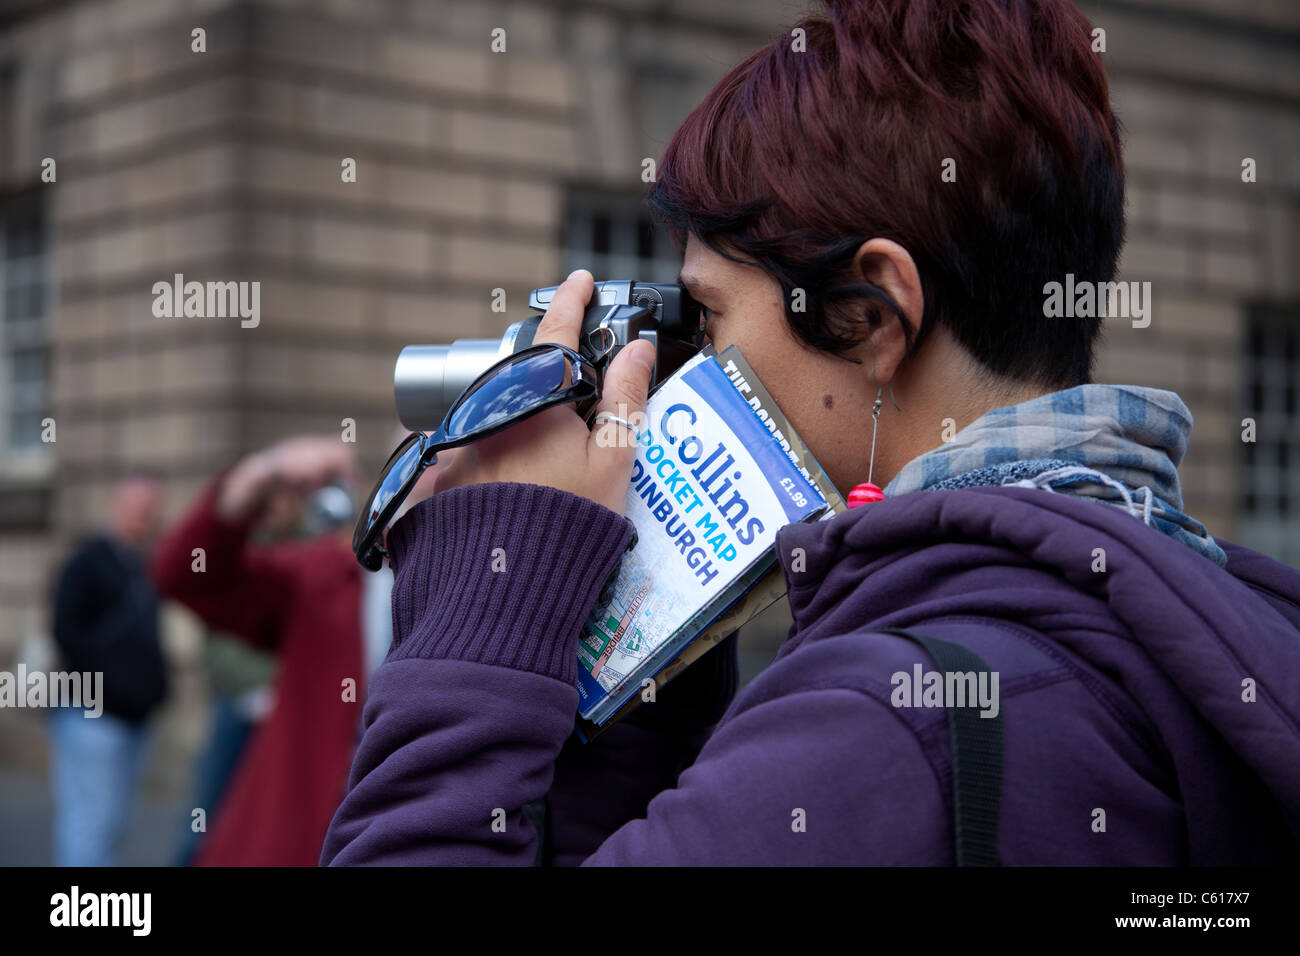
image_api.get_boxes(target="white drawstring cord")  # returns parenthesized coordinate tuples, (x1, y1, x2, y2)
(1004, 465, 1155, 526)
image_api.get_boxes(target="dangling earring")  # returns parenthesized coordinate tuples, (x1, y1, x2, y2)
(848, 387, 887, 508)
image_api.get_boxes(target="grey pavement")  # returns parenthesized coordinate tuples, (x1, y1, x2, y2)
(0, 766, 185, 867)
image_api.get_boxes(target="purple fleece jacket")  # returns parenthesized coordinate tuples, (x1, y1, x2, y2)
(320, 481, 1300, 865)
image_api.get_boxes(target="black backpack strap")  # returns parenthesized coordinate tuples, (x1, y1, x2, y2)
(877, 627, 1003, 866)
(523, 796, 551, 867)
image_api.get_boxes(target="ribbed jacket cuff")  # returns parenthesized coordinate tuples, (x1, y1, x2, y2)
(385, 482, 635, 684)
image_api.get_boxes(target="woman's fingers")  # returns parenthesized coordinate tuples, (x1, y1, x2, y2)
(589, 338, 656, 476)
(408, 271, 652, 518)
(532, 269, 593, 352)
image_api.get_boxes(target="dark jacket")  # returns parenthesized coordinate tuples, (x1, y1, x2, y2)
(321, 482, 1300, 865)
(52, 534, 167, 724)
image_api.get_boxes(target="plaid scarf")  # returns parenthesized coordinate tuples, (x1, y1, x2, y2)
(884, 384, 1227, 566)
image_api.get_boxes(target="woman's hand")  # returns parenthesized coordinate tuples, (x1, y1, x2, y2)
(429, 269, 656, 516)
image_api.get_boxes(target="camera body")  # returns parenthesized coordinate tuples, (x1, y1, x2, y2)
(393, 280, 702, 432)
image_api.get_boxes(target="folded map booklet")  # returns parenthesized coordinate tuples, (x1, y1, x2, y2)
(575, 345, 846, 739)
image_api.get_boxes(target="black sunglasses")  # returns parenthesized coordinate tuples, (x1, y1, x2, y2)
(353, 342, 600, 571)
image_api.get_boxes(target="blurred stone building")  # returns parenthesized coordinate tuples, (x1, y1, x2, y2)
(0, 0, 1296, 802)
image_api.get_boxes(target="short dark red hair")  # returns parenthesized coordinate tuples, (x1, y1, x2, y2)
(647, 0, 1124, 387)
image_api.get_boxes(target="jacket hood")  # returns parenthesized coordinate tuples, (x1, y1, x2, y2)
(776, 486, 1300, 839)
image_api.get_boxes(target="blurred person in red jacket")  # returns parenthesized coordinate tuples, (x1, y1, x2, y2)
(152, 434, 446, 866)
(170, 483, 299, 867)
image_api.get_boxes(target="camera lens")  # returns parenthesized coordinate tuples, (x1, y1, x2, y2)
(394, 340, 507, 431)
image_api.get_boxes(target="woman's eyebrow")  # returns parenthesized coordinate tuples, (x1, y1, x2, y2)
(677, 270, 721, 301)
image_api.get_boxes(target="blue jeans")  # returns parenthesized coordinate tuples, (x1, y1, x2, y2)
(174, 695, 256, 866)
(48, 707, 151, 867)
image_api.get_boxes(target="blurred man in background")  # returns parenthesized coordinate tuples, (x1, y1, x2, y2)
(49, 473, 169, 867)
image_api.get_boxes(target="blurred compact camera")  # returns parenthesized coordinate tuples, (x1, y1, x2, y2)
(392, 280, 703, 431)
(305, 482, 355, 535)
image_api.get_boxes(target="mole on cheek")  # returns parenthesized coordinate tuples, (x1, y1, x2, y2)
(822, 394, 834, 410)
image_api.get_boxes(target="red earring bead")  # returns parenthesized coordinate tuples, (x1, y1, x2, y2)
(847, 482, 886, 508)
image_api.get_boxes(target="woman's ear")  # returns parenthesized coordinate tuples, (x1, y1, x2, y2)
(851, 238, 924, 384)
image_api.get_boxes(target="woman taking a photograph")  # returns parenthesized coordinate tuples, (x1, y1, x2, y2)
(319, 0, 1300, 864)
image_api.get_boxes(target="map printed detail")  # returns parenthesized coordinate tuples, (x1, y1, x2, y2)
(575, 350, 827, 724)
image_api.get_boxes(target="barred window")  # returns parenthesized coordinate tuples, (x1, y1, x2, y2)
(1239, 309, 1299, 567)
(0, 191, 49, 454)
(562, 187, 680, 284)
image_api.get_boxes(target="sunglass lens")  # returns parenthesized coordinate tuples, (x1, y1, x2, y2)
(355, 434, 425, 551)
(446, 348, 570, 439)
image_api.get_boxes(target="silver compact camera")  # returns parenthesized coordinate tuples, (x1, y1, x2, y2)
(392, 280, 702, 431)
